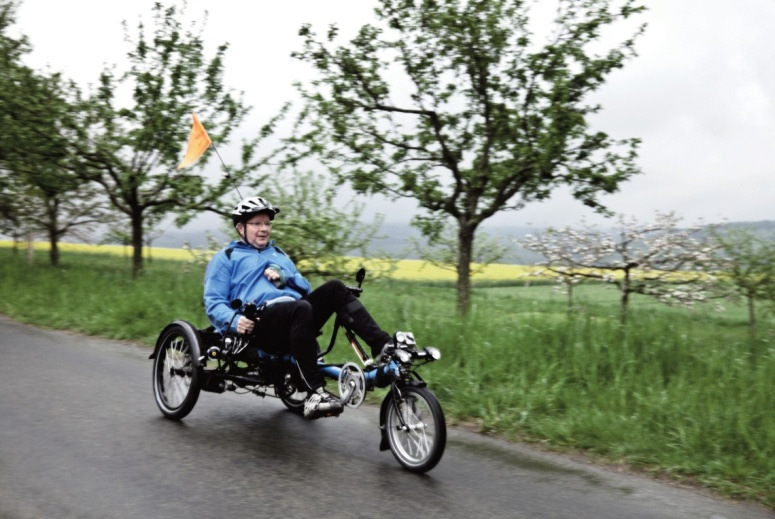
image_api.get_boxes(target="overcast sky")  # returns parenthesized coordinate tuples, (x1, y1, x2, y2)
(14, 0, 775, 229)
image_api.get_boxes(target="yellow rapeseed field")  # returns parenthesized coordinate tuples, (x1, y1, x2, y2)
(348, 257, 538, 281)
(0, 240, 540, 282)
(0, 240, 192, 260)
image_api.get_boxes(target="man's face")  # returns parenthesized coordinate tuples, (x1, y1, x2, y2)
(238, 213, 272, 249)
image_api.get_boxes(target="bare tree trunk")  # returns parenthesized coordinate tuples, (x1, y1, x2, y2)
(619, 270, 633, 324)
(49, 228, 60, 266)
(747, 293, 756, 338)
(48, 205, 60, 266)
(619, 289, 629, 324)
(457, 224, 474, 316)
(131, 212, 144, 279)
(26, 232, 34, 265)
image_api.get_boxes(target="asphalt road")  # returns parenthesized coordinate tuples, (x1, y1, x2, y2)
(0, 315, 771, 519)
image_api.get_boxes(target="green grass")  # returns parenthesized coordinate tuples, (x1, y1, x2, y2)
(1, 248, 773, 508)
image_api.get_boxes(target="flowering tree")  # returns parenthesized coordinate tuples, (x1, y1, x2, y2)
(521, 213, 721, 323)
(528, 263, 588, 312)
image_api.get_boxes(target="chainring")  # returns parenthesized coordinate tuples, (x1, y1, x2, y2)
(337, 362, 367, 408)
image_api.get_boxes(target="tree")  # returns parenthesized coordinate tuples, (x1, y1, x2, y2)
(253, 171, 387, 278)
(0, 0, 27, 143)
(8, 73, 111, 266)
(0, 169, 30, 252)
(73, 1, 252, 277)
(289, 0, 646, 314)
(712, 226, 775, 334)
(0, 0, 31, 241)
(521, 213, 720, 323)
(528, 263, 588, 312)
(0, 1, 108, 265)
(21, 174, 108, 266)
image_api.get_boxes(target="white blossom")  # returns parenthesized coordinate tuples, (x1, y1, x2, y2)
(517, 212, 723, 322)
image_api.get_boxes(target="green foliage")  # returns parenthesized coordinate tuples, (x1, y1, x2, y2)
(0, 248, 772, 506)
(289, 0, 647, 314)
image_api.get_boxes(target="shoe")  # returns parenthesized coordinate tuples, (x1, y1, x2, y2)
(303, 387, 343, 420)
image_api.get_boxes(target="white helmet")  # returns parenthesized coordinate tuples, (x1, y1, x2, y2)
(231, 196, 280, 225)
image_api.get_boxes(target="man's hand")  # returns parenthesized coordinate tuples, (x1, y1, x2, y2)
(236, 316, 255, 335)
(264, 266, 285, 288)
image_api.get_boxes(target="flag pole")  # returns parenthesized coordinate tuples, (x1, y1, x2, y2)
(210, 142, 243, 200)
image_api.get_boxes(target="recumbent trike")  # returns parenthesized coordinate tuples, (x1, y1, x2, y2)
(149, 268, 446, 473)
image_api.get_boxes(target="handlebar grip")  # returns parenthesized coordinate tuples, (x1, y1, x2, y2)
(244, 303, 258, 319)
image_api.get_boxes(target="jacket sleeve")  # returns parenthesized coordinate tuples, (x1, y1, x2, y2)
(283, 259, 310, 296)
(273, 246, 311, 296)
(288, 271, 311, 296)
(203, 252, 237, 334)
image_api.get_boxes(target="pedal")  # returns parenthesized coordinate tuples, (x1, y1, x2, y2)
(305, 408, 343, 420)
(322, 406, 344, 418)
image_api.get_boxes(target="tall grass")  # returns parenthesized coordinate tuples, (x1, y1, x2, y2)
(0, 247, 772, 507)
(0, 249, 206, 344)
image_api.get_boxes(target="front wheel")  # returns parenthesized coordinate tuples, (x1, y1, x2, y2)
(152, 323, 202, 420)
(383, 386, 446, 473)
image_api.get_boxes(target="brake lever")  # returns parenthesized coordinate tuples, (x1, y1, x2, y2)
(346, 285, 363, 297)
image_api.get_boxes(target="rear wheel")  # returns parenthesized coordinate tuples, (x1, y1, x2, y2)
(384, 386, 446, 473)
(152, 324, 201, 420)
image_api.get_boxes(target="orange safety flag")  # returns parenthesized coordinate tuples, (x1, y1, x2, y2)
(177, 113, 212, 170)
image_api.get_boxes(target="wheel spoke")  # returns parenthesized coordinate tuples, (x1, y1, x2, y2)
(158, 337, 193, 408)
(152, 324, 202, 420)
(387, 389, 441, 469)
(400, 399, 431, 458)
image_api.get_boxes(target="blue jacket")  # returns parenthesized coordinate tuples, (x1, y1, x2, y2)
(203, 240, 311, 334)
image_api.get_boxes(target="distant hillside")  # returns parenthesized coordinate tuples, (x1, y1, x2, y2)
(108, 219, 775, 266)
(715, 220, 775, 232)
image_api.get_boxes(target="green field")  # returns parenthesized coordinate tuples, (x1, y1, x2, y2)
(1, 247, 773, 508)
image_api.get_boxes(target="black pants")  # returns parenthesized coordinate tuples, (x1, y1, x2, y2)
(254, 280, 390, 391)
